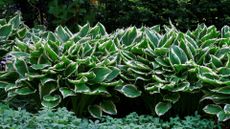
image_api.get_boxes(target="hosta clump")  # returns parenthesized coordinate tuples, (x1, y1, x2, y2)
(2, 18, 230, 121)
(109, 23, 230, 121)
(0, 13, 28, 70)
(0, 23, 125, 118)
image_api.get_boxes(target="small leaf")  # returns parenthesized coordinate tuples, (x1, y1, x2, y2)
(155, 102, 172, 116)
(203, 104, 222, 115)
(88, 105, 102, 118)
(100, 100, 117, 115)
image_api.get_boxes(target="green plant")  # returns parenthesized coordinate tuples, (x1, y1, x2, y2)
(0, 103, 220, 129)
(1, 13, 230, 121)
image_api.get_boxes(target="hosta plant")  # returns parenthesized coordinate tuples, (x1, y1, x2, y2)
(1, 14, 230, 121)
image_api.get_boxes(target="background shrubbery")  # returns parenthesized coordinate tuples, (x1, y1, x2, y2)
(1, 0, 230, 32)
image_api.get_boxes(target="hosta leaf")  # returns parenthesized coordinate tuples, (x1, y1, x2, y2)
(10, 51, 30, 58)
(17, 27, 28, 38)
(169, 45, 188, 65)
(64, 62, 78, 77)
(59, 87, 75, 98)
(100, 80, 123, 87)
(88, 105, 102, 118)
(153, 48, 169, 56)
(210, 55, 223, 68)
(211, 86, 230, 94)
(31, 64, 51, 70)
(41, 95, 61, 108)
(78, 23, 90, 37)
(145, 28, 159, 48)
(97, 22, 107, 35)
(224, 104, 230, 114)
(44, 43, 59, 62)
(155, 102, 172, 116)
(90, 86, 110, 96)
(217, 111, 230, 122)
(100, 100, 117, 115)
(5, 83, 17, 92)
(55, 26, 70, 42)
(90, 67, 112, 82)
(39, 82, 58, 98)
(116, 84, 141, 98)
(104, 67, 120, 82)
(0, 24, 12, 39)
(163, 93, 180, 104)
(9, 14, 21, 28)
(41, 78, 56, 85)
(203, 104, 222, 115)
(68, 77, 88, 84)
(26, 73, 46, 80)
(15, 87, 36, 95)
(0, 81, 10, 88)
(121, 27, 137, 46)
(13, 58, 29, 77)
(74, 83, 90, 93)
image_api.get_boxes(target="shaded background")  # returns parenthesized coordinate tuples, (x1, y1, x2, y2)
(1, 0, 230, 32)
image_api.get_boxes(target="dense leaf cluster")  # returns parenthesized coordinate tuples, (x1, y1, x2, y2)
(1, 14, 230, 122)
(0, 103, 218, 129)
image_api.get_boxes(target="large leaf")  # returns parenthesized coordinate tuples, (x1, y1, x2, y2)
(88, 105, 102, 118)
(41, 95, 61, 108)
(203, 104, 222, 115)
(90, 67, 112, 82)
(59, 87, 75, 98)
(155, 102, 172, 116)
(13, 58, 29, 77)
(100, 100, 117, 115)
(116, 84, 141, 98)
(0, 24, 12, 39)
(169, 45, 188, 65)
(121, 27, 137, 46)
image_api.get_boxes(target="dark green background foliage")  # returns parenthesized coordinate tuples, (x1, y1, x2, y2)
(1, 0, 230, 32)
(97, 0, 230, 32)
(0, 0, 97, 31)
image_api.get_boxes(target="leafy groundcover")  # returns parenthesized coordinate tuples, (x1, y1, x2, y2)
(0, 103, 220, 129)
